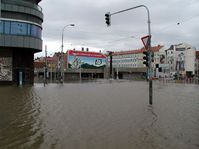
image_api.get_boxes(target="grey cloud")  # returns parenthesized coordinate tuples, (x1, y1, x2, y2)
(40, 0, 199, 53)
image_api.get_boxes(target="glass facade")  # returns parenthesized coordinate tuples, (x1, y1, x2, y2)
(0, 20, 42, 39)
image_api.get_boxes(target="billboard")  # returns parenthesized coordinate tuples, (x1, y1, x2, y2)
(67, 50, 107, 69)
(0, 57, 12, 81)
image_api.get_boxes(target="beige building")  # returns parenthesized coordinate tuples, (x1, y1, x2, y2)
(111, 45, 164, 69)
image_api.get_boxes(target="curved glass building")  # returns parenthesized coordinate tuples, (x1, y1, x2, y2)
(0, 0, 43, 85)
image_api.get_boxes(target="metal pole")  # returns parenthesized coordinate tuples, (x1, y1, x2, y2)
(197, 59, 199, 84)
(44, 45, 47, 86)
(80, 63, 82, 81)
(109, 52, 113, 79)
(117, 66, 119, 80)
(61, 24, 75, 83)
(109, 5, 153, 104)
(54, 68, 56, 82)
(61, 30, 64, 83)
(50, 64, 52, 83)
(45, 45, 48, 84)
(144, 6, 153, 105)
(116, 54, 119, 80)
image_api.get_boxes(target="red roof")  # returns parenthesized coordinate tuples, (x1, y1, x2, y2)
(112, 45, 163, 56)
(34, 61, 45, 68)
(45, 57, 57, 62)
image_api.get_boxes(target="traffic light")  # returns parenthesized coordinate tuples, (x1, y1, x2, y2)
(143, 50, 149, 67)
(105, 12, 111, 26)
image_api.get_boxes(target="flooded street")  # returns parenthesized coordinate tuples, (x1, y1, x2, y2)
(0, 80, 199, 149)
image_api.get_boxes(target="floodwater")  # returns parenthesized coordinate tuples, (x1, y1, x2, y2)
(0, 80, 199, 149)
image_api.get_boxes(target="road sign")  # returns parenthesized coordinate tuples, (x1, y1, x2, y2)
(141, 35, 151, 50)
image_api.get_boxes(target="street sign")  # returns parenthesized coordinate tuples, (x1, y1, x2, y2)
(141, 35, 151, 50)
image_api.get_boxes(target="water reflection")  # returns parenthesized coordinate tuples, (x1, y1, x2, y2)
(0, 86, 44, 148)
(0, 80, 199, 149)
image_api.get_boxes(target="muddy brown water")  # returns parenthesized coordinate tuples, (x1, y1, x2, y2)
(0, 80, 199, 149)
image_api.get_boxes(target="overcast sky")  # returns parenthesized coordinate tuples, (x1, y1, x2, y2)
(36, 0, 199, 57)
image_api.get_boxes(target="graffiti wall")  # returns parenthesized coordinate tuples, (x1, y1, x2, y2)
(0, 57, 12, 81)
(175, 48, 185, 71)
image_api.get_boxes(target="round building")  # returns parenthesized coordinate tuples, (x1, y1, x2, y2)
(0, 0, 43, 85)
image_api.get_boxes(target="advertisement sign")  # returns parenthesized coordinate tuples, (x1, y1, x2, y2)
(175, 48, 185, 71)
(0, 57, 12, 81)
(68, 50, 107, 69)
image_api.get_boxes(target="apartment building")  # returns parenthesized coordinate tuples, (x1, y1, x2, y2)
(165, 43, 196, 78)
(111, 45, 164, 69)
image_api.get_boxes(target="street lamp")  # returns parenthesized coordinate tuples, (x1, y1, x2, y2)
(60, 23, 75, 83)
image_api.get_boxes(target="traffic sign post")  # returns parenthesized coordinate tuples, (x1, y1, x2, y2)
(105, 5, 153, 105)
(141, 35, 151, 50)
(141, 35, 153, 105)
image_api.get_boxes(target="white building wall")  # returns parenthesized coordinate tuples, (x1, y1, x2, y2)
(112, 53, 141, 68)
(166, 43, 196, 76)
(185, 47, 196, 74)
(111, 46, 165, 71)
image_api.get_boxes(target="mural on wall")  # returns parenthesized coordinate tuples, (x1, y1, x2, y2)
(175, 48, 185, 71)
(68, 50, 107, 69)
(160, 55, 165, 64)
(0, 57, 12, 81)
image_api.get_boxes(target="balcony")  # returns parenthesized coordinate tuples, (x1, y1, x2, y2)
(1, 0, 42, 12)
(1, 2, 43, 22)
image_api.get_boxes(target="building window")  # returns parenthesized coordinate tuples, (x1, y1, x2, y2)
(31, 25, 37, 37)
(4, 21, 11, 34)
(0, 20, 42, 39)
(11, 22, 27, 35)
(27, 24, 31, 36)
(0, 21, 3, 33)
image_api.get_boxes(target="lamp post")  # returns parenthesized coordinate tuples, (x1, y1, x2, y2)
(116, 59, 119, 80)
(44, 45, 47, 86)
(60, 24, 75, 83)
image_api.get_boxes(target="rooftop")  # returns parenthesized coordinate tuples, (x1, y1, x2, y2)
(112, 45, 163, 56)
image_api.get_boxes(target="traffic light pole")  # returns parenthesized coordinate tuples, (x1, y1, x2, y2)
(148, 38, 153, 105)
(106, 5, 153, 105)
